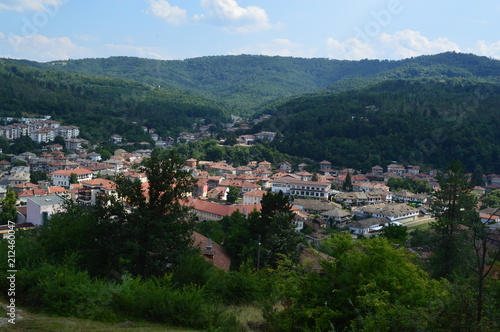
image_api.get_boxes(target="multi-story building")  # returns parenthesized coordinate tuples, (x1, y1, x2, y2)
(271, 176, 331, 199)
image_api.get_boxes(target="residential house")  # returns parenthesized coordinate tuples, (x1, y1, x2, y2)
(387, 164, 406, 175)
(348, 217, 390, 235)
(64, 138, 88, 151)
(191, 232, 231, 271)
(293, 198, 342, 214)
(321, 208, 352, 225)
(87, 152, 102, 162)
(297, 163, 308, 171)
(392, 190, 428, 204)
(296, 171, 313, 182)
(192, 178, 209, 198)
(243, 189, 267, 205)
(51, 167, 93, 188)
(26, 194, 65, 226)
(110, 135, 123, 144)
(77, 179, 117, 206)
(371, 165, 384, 175)
(255, 131, 276, 141)
(279, 162, 293, 173)
(207, 186, 229, 201)
(207, 176, 224, 191)
(258, 161, 272, 170)
(406, 165, 420, 175)
(319, 160, 332, 170)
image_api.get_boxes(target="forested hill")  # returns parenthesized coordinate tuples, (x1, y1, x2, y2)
(7, 52, 500, 113)
(0, 59, 230, 141)
(254, 78, 500, 173)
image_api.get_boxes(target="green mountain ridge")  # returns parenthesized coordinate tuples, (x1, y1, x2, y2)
(7, 51, 500, 113)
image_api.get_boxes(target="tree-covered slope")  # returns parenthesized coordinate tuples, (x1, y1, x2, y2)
(9, 52, 500, 113)
(255, 78, 500, 173)
(0, 59, 230, 142)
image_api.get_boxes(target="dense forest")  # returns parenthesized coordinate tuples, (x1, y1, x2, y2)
(255, 78, 500, 173)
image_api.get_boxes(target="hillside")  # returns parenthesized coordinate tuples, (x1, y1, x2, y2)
(9, 52, 500, 114)
(1, 52, 500, 172)
(254, 78, 500, 173)
(0, 59, 230, 141)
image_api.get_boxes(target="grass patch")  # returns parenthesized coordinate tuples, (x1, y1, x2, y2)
(0, 311, 200, 332)
(407, 223, 431, 231)
(227, 305, 265, 331)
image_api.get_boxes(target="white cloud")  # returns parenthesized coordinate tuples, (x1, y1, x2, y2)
(230, 38, 316, 58)
(0, 34, 90, 61)
(0, 33, 175, 61)
(326, 37, 377, 60)
(144, 0, 188, 25)
(0, 0, 65, 12)
(377, 30, 460, 59)
(198, 0, 272, 33)
(325, 30, 461, 60)
(470, 40, 500, 59)
(74, 34, 99, 42)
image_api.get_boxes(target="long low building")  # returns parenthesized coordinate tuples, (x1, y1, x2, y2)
(353, 203, 420, 222)
(271, 176, 331, 199)
(186, 198, 262, 221)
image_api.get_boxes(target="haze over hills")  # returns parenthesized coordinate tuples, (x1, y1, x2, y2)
(1, 52, 499, 172)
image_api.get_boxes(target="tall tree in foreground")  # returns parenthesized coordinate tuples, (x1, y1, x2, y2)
(113, 149, 197, 277)
(468, 205, 500, 324)
(0, 187, 18, 224)
(430, 161, 477, 280)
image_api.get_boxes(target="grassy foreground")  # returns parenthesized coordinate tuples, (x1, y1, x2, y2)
(0, 301, 266, 332)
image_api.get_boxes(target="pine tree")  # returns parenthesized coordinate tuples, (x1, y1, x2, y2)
(109, 149, 198, 277)
(430, 161, 476, 280)
(343, 171, 353, 191)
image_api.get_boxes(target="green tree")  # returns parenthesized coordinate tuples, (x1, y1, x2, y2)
(224, 133, 238, 146)
(226, 186, 239, 203)
(69, 173, 79, 184)
(258, 192, 301, 268)
(110, 149, 198, 277)
(430, 161, 477, 280)
(468, 206, 500, 324)
(266, 235, 450, 331)
(470, 164, 485, 187)
(311, 172, 318, 182)
(38, 202, 120, 277)
(380, 223, 408, 246)
(343, 171, 353, 191)
(481, 190, 500, 209)
(30, 171, 48, 184)
(0, 188, 18, 223)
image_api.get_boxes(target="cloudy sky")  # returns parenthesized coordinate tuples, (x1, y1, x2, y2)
(0, 0, 499, 62)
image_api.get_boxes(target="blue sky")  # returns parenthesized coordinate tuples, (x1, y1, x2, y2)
(0, 0, 499, 62)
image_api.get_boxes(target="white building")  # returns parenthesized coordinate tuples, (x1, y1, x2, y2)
(243, 189, 267, 205)
(50, 167, 94, 188)
(26, 195, 65, 226)
(271, 176, 331, 199)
